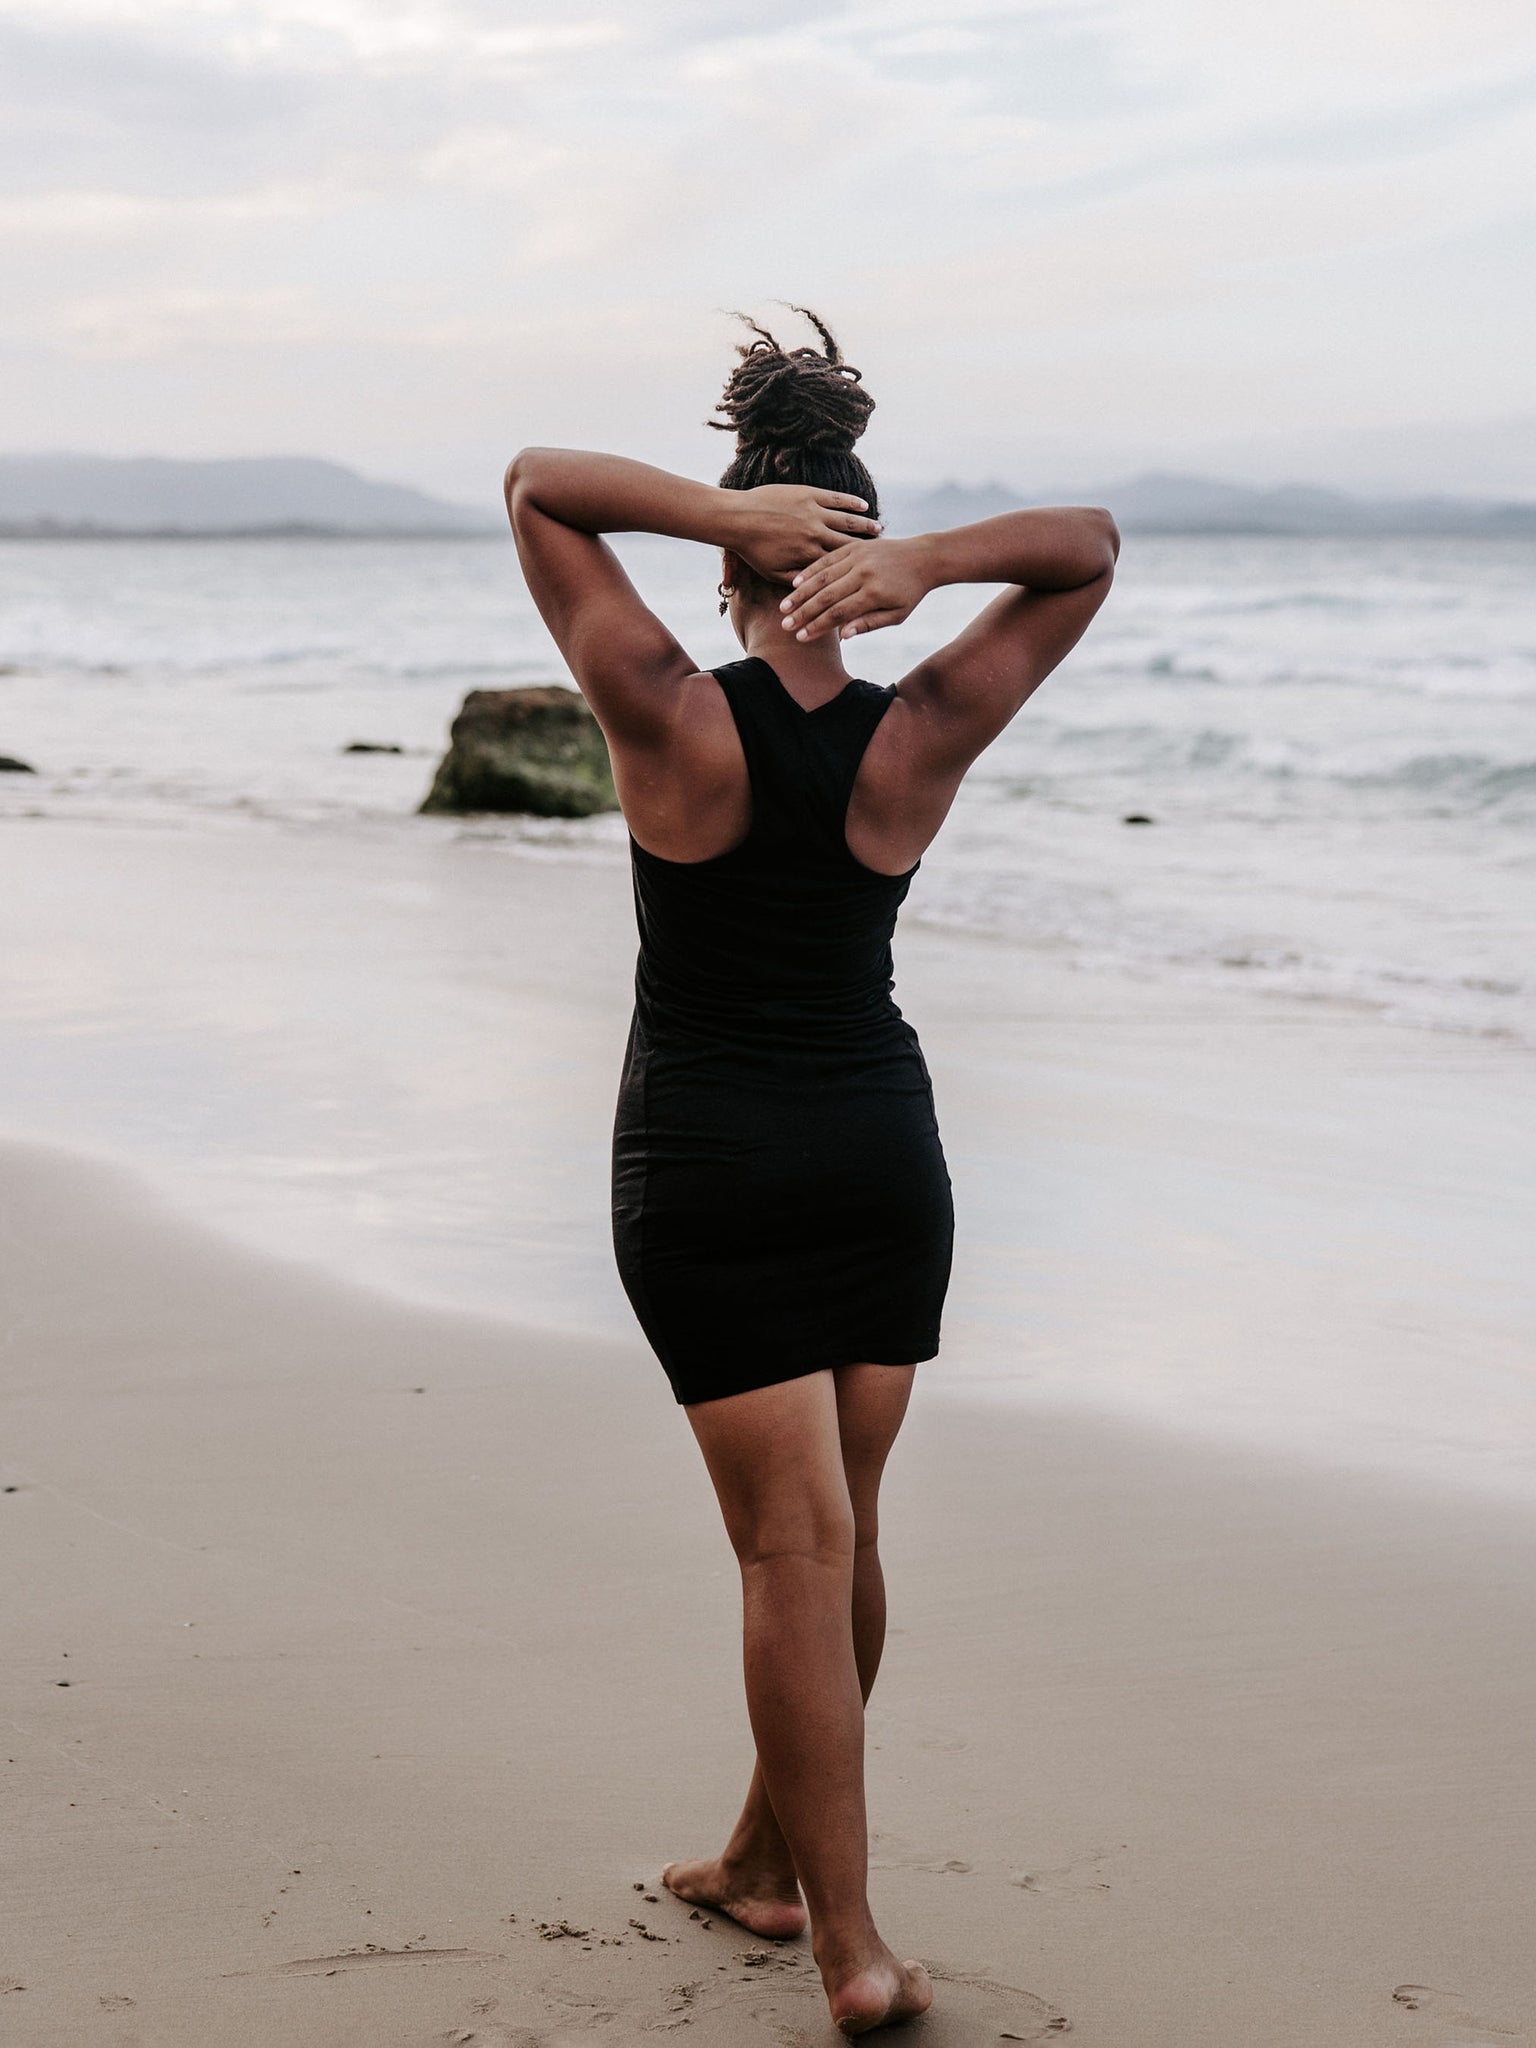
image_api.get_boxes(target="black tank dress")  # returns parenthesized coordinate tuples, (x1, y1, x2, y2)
(611, 655, 954, 1406)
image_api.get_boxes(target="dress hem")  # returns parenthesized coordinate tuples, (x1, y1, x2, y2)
(670, 1346, 938, 1409)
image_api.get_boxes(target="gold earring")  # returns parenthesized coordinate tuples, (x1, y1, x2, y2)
(718, 580, 735, 617)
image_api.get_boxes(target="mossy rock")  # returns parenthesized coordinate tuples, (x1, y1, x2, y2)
(419, 686, 617, 818)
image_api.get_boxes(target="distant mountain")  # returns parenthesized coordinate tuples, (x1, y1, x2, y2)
(0, 455, 498, 536)
(6, 455, 1531, 542)
(878, 480, 1028, 531)
(884, 472, 1536, 539)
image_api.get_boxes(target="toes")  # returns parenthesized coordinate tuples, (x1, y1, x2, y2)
(902, 1963, 935, 2016)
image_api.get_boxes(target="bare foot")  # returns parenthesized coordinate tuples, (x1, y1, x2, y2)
(661, 1855, 807, 1941)
(827, 1953, 933, 2036)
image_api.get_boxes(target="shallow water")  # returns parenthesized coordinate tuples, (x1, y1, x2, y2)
(2, 529, 1533, 1042)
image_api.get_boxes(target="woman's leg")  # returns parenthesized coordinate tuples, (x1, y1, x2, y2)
(663, 1367, 929, 2034)
(663, 1365, 915, 1934)
(836, 1360, 918, 1700)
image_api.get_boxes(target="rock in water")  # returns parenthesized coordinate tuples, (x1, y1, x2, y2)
(0, 754, 37, 774)
(419, 687, 617, 818)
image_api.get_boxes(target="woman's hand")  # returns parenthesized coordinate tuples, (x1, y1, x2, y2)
(728, 485, 881, 582)
(778, 536, 933, 642)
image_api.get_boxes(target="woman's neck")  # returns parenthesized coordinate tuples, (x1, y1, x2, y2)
(736, 609, 851, 702)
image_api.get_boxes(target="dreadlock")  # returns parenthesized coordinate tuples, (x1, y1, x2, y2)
(710, 306, 879, 521)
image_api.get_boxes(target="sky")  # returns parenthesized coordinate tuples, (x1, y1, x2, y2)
(2, 0, 1533, 504)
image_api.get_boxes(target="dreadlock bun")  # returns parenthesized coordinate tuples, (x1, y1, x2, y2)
(710, 307, 880, 520)
(710, 307, 874, 457)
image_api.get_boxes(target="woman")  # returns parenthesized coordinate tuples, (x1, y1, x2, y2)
(505, 310, 1117, 2035)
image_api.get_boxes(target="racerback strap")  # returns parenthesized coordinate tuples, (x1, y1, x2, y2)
(712, 656, 894, 863)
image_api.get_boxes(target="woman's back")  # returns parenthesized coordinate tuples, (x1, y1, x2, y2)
(614, 655, 950, 1404)
(628, 657, 916, 1054)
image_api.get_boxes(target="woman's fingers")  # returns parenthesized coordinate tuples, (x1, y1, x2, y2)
(780, 571, 861, 633)
(793, 538, 860, 579)
(824, 511, 881, 537)
(783, 546, 860, 606)
(840, 608, 904, 638)
(786, 551, 848, 601)
(782, 569, 859, 620)
(788, 587, 878, 642)
(814, 491, 870, 513)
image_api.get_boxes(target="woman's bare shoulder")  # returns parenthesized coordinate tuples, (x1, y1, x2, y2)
(843, 686, 967, 877)
(609, 667, 753, 865)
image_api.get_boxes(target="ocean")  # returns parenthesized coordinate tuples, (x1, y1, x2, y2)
(3, 529, 1532, 1046)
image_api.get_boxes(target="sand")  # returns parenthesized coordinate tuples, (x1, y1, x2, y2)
(6, 1134, 1536, 2047)
(3, 808, 1534, 2044)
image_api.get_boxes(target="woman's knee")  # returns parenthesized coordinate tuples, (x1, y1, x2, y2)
(727, 1490, 857, 1572)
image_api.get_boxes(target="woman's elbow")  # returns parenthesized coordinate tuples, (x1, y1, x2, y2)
(1085, 506, 1121, 567)
(503, 447, 553, 515)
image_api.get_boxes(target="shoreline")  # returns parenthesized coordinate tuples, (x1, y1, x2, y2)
(2, 808, 1532, 1506)
(5, 1133, 1535, 2045)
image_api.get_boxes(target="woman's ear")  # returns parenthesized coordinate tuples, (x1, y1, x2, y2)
(719, 548, 745, 624)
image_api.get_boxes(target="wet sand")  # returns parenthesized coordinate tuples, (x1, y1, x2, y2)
(6, 1137, 1536, 2046)
(2, 815, 1531, 1501)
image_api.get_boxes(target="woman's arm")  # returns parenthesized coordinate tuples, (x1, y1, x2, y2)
(505, 449, 877, 745)
(507, 448, 876, 564)
(779, 508, 1118, 644)
(782, 506, 1119, 772)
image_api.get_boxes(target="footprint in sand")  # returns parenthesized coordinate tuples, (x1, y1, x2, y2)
(713, 1949, 1069, 2043)
(275, 1946, 499, 1977)
(478, 1905, 816, 2043)
(439, 2029, 587, 2047)
(926, 1965, 1071, 2040)
(431, 1921, 1065, 2047)
(1010, 1853, 1113, 1899)
(872, 1853, 975, 1876)
(1392, 1984, 1529, 2043)
(467, 1897, 1058, 2044)
(868, 1828, 974, 1876)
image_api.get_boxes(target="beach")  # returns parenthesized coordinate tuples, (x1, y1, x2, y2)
(6, 0, 1534, 2029)
(7, 1138, 1536, 2045)
(5, 811, 1535, 2046)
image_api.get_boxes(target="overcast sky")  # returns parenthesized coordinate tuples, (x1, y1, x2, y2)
(2, 0, 1533, 503)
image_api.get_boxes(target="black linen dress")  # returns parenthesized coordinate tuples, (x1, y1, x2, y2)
(612, 655, 954, 1406)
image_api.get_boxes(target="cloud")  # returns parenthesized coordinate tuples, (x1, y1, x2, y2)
(0, 0, 1532, 490)
(0, 182, 326, 235)
(52, 283, 332, 357)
